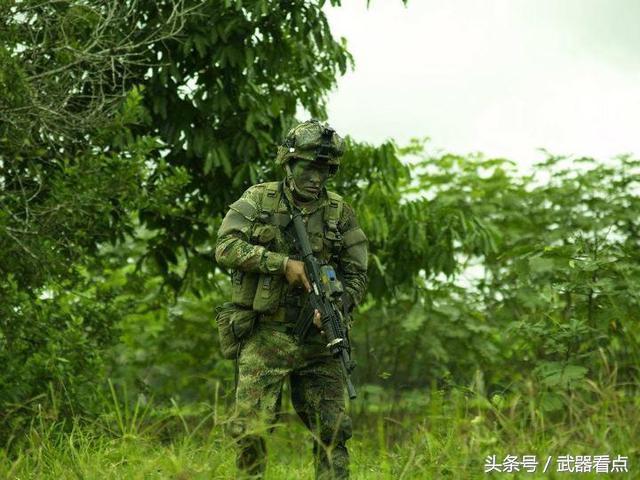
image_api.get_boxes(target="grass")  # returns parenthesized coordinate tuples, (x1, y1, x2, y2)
(1, 378, 638, 479)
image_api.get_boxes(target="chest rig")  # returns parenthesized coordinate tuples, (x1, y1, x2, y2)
(231, 181, 344, 318)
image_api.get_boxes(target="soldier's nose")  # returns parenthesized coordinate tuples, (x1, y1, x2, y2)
(310, 170, 322, 182)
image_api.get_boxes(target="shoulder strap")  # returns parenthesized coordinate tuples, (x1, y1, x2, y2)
(324, 191, 344, 232)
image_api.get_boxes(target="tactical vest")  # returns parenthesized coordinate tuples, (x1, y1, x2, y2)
(231, 181, 344, 320)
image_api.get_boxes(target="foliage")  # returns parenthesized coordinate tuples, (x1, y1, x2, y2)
(1, 0, 357, 434)
(355, 147, 640, 417)
(1, 0, 638, 471)
(0, 0, 188, 433)
(112, 0, 355, 291)
(0, 0, 191, 151)
(0, 93, 156, 439)
(1, 379, 636, 478)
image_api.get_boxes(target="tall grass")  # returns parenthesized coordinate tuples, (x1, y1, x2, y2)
(1, 375, 637, 479)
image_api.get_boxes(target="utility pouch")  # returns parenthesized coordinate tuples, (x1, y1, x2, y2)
(310, 232, 324, 253)
(231, 270, 258, 307)
(324, 228, 343, 255)
(252, 274, 285, 313)
(215, 302, 258, 359)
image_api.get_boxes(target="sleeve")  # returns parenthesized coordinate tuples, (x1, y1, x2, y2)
(337, 202, 369, 310)
(215, 186, 288, 275)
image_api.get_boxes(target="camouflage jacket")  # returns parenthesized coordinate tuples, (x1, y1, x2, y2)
(215, 181, 368, 316)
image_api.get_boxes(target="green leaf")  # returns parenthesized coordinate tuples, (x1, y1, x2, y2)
(529, 256, 555, 274)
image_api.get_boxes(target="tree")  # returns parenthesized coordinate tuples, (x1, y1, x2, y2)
(114, 0, 354, 293)
(0, 0, 398, 435)
(0, 0, 192, 436)
(0, 0, 190, 151)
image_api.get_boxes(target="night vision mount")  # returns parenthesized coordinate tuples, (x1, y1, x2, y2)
(316, 126, 336, 162)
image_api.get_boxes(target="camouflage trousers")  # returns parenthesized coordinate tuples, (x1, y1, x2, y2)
(229, 322, 352, 479)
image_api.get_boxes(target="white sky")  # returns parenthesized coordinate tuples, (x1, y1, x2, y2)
(324, 0, 640, 167)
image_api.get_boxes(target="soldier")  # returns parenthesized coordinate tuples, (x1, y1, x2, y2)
(215, 119, 368, 479)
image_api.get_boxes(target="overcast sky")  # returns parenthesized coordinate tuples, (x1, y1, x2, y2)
(324, 0, 640, 167)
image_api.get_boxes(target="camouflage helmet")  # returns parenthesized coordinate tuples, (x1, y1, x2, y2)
(275, 119, 345, 167)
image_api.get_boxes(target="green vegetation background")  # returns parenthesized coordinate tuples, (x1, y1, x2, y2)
(1, 1, 638, 478)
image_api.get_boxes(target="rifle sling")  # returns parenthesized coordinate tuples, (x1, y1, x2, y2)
(280, 186, 319, 342)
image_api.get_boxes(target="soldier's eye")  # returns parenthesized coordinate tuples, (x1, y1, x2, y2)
(310, 165, 330, 175)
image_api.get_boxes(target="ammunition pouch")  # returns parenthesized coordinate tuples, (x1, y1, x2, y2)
(231, 270, 258, 307)
(252, 273, 286, 312)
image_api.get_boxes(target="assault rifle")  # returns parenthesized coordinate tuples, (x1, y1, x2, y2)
(289, 209, 357, 399)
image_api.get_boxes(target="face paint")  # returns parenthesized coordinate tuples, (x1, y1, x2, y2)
(289, 159, 332, 201)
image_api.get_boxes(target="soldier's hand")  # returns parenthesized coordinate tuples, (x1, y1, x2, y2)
(313, 309, 324, 335)
(285, 259, 311, 292)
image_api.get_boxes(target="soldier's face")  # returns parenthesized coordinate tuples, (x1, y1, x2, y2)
(290, 159, 332, 200)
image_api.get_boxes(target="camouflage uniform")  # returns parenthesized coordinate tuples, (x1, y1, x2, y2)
(215, 121, 368, 479)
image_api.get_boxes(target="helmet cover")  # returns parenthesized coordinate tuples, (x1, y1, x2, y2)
(276, 119, 345, 167)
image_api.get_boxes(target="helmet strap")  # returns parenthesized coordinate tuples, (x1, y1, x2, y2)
(284, 163, 300, 194)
